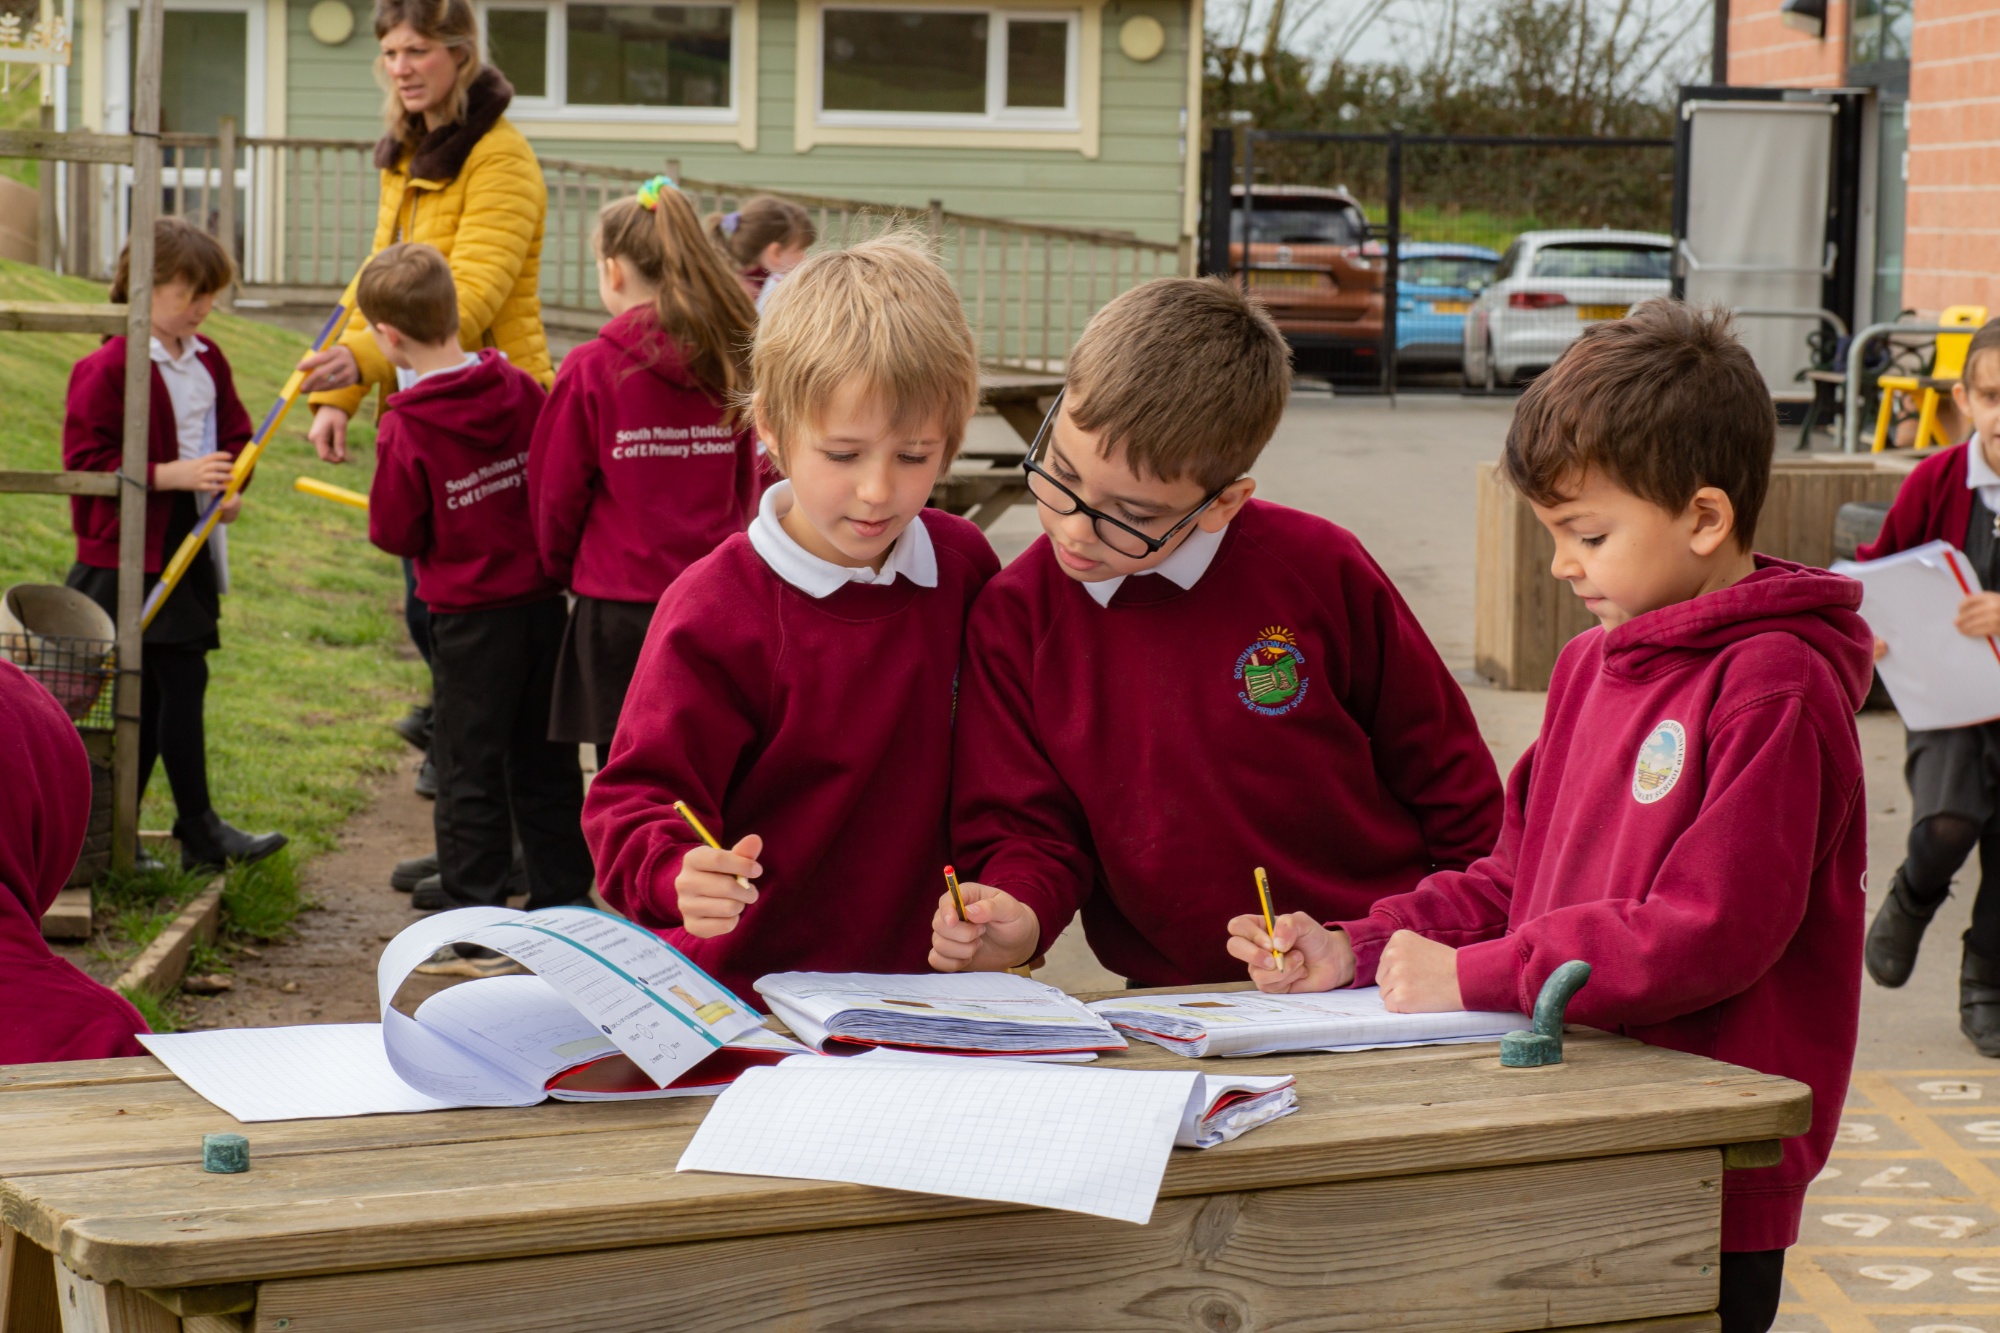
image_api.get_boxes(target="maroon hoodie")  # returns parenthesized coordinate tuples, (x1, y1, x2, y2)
(952, 499, 1504, 987)
(368, 350, 559, 614)
(1334, 558, 1872, 1252)
(1857, 440, 1973, 561)
(528, 308, 758, 603)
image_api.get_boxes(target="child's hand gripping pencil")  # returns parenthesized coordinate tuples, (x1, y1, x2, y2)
(944, 865, 968, 922)
(671, 800, 763, 939)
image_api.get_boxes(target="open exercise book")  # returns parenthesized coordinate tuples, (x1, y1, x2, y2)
(679, 1050, 1297, 1224)
(1834, 539, 2000, 730)
(1088, 987, 1528, 1058)
(139, 906, 804, 1122)
(755, 971, 1127, 1060)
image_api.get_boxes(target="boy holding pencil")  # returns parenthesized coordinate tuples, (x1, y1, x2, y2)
(930, 277, 1502, 986)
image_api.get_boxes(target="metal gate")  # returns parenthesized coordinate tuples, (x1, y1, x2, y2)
(1202, 128, 1675, 392)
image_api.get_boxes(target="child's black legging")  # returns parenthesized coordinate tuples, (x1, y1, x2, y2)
(1902, 812, 2000, 958)
(139, 644, 212, 824)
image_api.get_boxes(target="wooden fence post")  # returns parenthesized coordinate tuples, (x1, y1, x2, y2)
(215, 116, 236, 309)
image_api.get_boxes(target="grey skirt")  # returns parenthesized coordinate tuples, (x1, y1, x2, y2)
(1907, 721, 2000, 825)
(548, 594, 657, 747)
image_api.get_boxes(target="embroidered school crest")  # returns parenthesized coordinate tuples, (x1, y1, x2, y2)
(1234, 625, 1309, 716)
(1631, 720, 1687, 804)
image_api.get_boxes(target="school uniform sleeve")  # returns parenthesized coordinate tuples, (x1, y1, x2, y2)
(527, 361, 599, 587)
(582, 573, 773, 930)
(1856, 443, 1964, 560)
(366, 418, 432, 560)
(950, 581, 1093, 954)
(61, 349, 143, 481)
(1453, 688, 1857, 1028)
(1336, 745, 1531, 987)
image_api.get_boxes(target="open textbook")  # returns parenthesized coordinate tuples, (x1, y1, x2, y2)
(755, 971, 1127, 1060)
(1833, 539, 2000, 730)
(679, 1050, 1297, 1224)
(140, 906, 804, 1122)
(1088, 986, 1528, 1057)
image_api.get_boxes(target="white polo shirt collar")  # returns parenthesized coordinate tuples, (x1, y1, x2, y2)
(748, 479, 938, 598)
(1082, 521, 1227, 607)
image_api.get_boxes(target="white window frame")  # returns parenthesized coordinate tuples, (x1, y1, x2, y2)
(476, 0, 741, 126)
(816, 3, 1080, 130)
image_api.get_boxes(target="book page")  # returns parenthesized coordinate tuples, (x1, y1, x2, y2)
(1090, 987, 1526, 1056)
(1833, 541, 2000, 729)
(138, 1025, 464, 1122)
(753, 971, 1124, 1054)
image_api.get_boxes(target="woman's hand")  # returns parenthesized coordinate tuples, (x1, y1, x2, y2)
(1957, 592, 2000, 641)
(295, 344, 360, 394)
(154, 454, 235, 492)
(308, 406, 352, 464)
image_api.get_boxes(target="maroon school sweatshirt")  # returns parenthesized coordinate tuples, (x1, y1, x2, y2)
(952, 499, 1504, 987)
(1334, 558, 1872, 1252)
(367, 350, 559, 614)
(527, 308, 758, 602)
(582, 516, 1001, 1004)
(1857, 439, 1974, 561)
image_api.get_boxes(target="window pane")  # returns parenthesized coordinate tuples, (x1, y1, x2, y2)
(486, 9, 548, 98)
(1529, 244, 1671, 281)
(1005, 19, 1065, 108)
(823, 9, 985, 114)
(567, 5, 732, 108)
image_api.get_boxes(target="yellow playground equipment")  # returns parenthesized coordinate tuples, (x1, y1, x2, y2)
(1873, 304, 1990, 452)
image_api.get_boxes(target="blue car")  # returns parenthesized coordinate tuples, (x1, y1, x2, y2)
(1395, 242, 1500, 368)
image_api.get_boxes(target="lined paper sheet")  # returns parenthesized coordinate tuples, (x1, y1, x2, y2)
(1834, 541, 2000, 729)
(1089, 986, 1527, 1057)
(138, 1025, 459, 1122)
(677, 1055, 1200, 1224)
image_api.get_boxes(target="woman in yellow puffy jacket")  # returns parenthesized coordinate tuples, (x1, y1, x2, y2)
(298, 0, 548, 462)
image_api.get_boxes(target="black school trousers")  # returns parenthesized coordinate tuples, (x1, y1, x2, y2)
(429, 596, 593, 910)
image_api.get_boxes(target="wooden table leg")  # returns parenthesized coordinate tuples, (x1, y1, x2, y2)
(54, 1265, 177, 1333)
(2, 1228, 61, 1333)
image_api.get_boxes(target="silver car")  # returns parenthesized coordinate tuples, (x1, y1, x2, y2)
(1461, 229, 1673, 388)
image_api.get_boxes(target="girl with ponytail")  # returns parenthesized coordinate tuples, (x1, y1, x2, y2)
(709, 196, 816, 311)
(527, 176, 762, 760)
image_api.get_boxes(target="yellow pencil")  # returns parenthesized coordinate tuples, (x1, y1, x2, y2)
(1255, 867, 1284, 973)
(673, 800, 753, 892)
(944, 864, 968, 922)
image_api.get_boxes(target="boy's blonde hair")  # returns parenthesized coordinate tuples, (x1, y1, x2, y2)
(749, 233, 978, 469)
(1066, 278, 1291, 492)
(357, 242, 459, 346)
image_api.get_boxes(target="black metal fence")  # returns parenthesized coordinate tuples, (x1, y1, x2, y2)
(1202, 128, 1675, 391)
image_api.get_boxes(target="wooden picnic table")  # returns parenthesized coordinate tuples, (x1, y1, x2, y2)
(0, 986, 1804, 1333)
(932, 371, 1062, 529)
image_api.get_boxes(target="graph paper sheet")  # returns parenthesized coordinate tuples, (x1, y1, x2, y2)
(676, 1055, 1200, 1224)
(1088, 986, 1527, 1057)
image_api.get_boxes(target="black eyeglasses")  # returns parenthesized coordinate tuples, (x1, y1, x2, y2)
(1021, 390, 1229, 560)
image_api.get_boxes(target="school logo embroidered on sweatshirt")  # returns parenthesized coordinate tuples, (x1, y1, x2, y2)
(1632, 721, 1687, 804)
(1235, 625, 1309, 716)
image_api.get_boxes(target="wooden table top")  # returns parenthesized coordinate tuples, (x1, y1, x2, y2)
(0, 1026, 1805, 1292)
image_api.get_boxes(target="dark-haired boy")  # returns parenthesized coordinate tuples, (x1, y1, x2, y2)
(931, 277, 1502, 986)
(362, 243, 594, 959)
(1229, 299, 1870, 1333)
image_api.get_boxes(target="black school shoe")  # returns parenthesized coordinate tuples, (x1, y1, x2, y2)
(408, 857, 530, 908)
(176, 809, 288, 875)
(391, 854, 439, 892)
(1865, 869, 1940, 988)
(392, 702, 433, 753)
(414, 754, 438, 800)
(1962, 941, 2000, 1058)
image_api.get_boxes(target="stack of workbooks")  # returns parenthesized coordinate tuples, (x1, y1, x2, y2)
(755, 971, 1128, 1060)
(1087, 987, 1528, 1057)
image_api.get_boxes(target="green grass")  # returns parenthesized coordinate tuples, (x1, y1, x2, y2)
(0, 259, 426, 863)
(0, 73, 48, 188)
(119, 986, 181, 1034)
(222, 849, 306, 941)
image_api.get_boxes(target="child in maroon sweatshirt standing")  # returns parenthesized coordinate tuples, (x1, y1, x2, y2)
(530, 178, 761, 763)
(929, 278, 1501, 987)
(583, 236, 998, 1004)
(1229, 301, 1870, 1333)
(362, 243, 594, 953)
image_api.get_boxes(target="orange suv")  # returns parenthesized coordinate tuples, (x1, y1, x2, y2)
(1228, 185, 1385, 373)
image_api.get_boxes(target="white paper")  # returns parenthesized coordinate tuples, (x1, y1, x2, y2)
(1089, 987, 1527, 1058)
(1834, 541, 2000, 729)
(138, 1025, 460, 1122)
(754, 971, 1125, 1058)
(678, 1053, 1199, 1224)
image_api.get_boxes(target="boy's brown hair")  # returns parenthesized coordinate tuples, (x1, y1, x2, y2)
(1503, 298, 1773, 548)
(357, 242, 460, 346)
(748, 232, 978, 468)
(1064, 277, 1291, 492)
(109, 216, 233, 304)
(1962, 318, 2000, 388)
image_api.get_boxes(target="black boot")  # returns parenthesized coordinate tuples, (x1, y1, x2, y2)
(392, 701, 433, 753)
(175, 809, 288, 875)
(1962, 941, 2000, 1058)
(1866, 869, 1941, 988)
(391, 853, 439, 892)
(414, 753, 438, 800)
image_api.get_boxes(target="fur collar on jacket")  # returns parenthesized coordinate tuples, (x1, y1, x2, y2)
(374, 66, 514, 179)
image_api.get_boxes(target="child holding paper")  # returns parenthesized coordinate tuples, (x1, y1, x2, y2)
(929, 277, 1501, 988)
(1229, 301, 1870, 1333)
(529, 177, 761, 763)
(583, 235, 999, 1004)
(1857, 318, 2000, 1051)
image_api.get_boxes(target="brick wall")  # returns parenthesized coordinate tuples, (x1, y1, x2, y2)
(1904, 0, 2000, 315)
(1728, 0, 1851, 85)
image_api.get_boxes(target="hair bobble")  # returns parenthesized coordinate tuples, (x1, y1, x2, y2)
(721, 211, 741, 235)
(635, 174, 677, 211)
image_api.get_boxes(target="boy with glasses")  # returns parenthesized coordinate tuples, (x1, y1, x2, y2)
(930, 277, 1501, 985)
